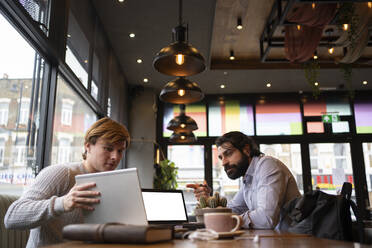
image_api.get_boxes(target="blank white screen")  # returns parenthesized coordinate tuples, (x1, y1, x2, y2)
(142, 192, 187, 221)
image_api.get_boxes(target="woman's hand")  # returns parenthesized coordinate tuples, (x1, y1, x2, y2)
(63, 182, 100, 212)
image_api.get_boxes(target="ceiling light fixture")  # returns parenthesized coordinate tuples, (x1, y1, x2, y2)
(137, 59, 142, 63)
(118, 0, 124, 2)
(343, 24, 349, 31)
(67, 34, 71, 38)
(314, 82, 319, 86)
(129, 33, 135, 38)
(236, 17, 243, 30)
(84, 60, 88, 64)
(266, 83, 271, 88)
(220, 84, 225, 89)
(167, 104, 198, 133)
(153, 0, 205, 76)
(363, 80, 368, 85)
(143, 78, 149, 83)
(159, 77, 204, 104)
(297, 25, 301, 31)
(169, 131, 196, 143)
(313, 50, 318, 60)
(312, 2, 316, 9)
(328, 46, 334, 54)
(368, 2, 372, 8)
(229, 50, 235, 60)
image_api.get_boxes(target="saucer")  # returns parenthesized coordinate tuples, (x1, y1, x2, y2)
(217, 230, 245, 238)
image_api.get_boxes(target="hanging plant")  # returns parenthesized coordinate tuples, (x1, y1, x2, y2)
(303, 60, 320, 98)
(336, 3, 359, 50)
(153, 159, 178, 190)
(340, 63, 355, 99)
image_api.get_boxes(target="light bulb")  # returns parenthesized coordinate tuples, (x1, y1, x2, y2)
(229, 55, 235, 60)
(176, 54, 184, 65)
(328, 47, 334, 54)
(343, 24, 349, 31)
(363, 80, 368, 85)
(266, 83, 271, 88)
(313, 54, 318, 60)
(180, 123, 186, 128)
(177, 89, 185, 96)
(312, 2, 316, 9)
(180, 135, 185, 140)
(314, 82, 319, 86)
(297, 25, 301, 31)
(368, 2, 372, 8)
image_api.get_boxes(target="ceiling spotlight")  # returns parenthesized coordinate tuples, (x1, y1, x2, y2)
(220, 84, 225, 89)
(266, 83, 271, 88)
(313, 50, 318, 60)
(328, 46, 334, 54)
(368, 2, 372, 8)
(223, 71, 228, 75)
(159, 77, 204, 104)
(343, 24, 349, 31)
(314, 82, 319, 86)
(312, 2, 316, 9)
(67, 34, 71, 38)
(363, 80, 368, 85)
(236, 17, 243, 30)
(118, 0, 124, 2)
(297, 25, 301, 31)
(229, 50, 235, 60)
(143, 78, 149, 83)
(137, 59, 142, 63)
(84, 59, 88, 64)
(129, 33, 135, 38)
(153, 0, 205, 76)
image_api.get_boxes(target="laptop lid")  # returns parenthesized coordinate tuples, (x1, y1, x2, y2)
(75, 168, 148, 225)
(141, 189, 189, 224)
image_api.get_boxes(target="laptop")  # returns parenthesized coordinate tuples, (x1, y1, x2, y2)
(75, 168, 148, 226)
(141, 189, 204, 229)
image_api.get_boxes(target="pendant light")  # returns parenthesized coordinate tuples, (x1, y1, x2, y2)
(159, 77, 204, 104)
(153, 0, 205, 76)
(167, 104, 198, 133)
(169, 131, 197, 143)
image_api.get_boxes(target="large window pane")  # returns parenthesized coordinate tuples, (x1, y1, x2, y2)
(208, 100, 254, 136)
(309, 143, 354, 195)
(51, 75, 97, 165)
(354, 99, 372, 134)
(167, 145, 204, 215)
(212, 145, 241, 202)
(163, 103, 207, 137)
(303, 96, 351, 116)
(260, 144, 303, 193)
(256, 99, 302, 135)
(363, 143, 372, 208)
(0, 13, 45, 195)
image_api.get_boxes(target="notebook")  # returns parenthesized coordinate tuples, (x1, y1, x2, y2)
(141, 189, 204, 229)
(75, 168, 148, 226)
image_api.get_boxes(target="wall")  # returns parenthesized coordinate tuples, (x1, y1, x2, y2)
(126, 87, 158, 188)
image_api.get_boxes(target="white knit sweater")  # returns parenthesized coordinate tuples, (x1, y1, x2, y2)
(4, 162, 86, 248)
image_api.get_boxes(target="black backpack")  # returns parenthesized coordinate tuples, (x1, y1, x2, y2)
(279, 182, 364, 242)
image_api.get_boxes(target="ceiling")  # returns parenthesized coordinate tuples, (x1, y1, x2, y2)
(92, 0, 372, 94)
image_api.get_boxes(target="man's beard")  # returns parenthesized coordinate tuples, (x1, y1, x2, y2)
(224, 153, 250, 179)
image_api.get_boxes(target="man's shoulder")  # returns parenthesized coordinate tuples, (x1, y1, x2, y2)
(39, 162, 82, 177)
(256, 156, 286, 172)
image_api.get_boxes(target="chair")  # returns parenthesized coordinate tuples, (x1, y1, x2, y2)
(0, 194, 29, 248)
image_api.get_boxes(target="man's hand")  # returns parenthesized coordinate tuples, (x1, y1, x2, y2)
(186, 181, 211, 200)
(63, 182, 100, 212)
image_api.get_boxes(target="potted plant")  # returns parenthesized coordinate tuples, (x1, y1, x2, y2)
(194, 192, 232, 223)
(153, 159, 178, 190)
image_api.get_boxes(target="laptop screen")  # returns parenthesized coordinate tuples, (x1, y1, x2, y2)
(141, 189, 188, 224)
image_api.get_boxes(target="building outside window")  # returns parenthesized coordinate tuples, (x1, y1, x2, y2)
(0, 99, 10, 125)
(19, 98, 30, 125)
(61, 99, 74, 126)
(0, 138, 6, 166)
(58, 137, 72, 164)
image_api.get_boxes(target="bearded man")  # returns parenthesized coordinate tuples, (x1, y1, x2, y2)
(187, 131, 300, 229)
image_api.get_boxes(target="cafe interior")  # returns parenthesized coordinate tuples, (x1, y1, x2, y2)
(1, 0, 372, 246)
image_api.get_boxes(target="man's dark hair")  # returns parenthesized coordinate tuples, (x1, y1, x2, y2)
(215, 131, 262, 157)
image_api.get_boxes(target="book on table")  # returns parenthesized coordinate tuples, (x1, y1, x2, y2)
(63, 223, 173, 243)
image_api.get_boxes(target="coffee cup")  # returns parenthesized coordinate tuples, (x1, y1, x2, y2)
(204, 212, 242, 233)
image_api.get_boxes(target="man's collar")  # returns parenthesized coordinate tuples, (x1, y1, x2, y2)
(242, 156, 261, 183)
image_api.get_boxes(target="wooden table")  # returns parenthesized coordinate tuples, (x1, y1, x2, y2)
(44, 229, 370, 248)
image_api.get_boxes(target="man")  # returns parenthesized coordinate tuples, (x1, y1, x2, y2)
(4, 117, 130, 248)
(187, 131, 300, 229)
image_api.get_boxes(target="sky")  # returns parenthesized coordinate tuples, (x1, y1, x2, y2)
(0, 13, 36, 79)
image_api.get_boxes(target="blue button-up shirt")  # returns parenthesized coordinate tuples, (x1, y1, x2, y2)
(227, 155, 300, 229)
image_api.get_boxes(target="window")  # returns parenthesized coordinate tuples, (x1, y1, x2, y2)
(107, 98, 111, 117)
(61, 99, 74, 126)
(309, 143, 354, 195)
(0, 13, 45, 195)
(51, 75, 97, 165)
(0, 99, 10, 125)
(256, 98, 302, 135)
(17, 0, 50, 34)
(167, 145, 204, 215)
(354, 99, 372, 134)
(363, 143, 372, 208)
(91, 80, 98, 100)
(65, 46, 88, 88)
(208, 100, 254, 136)
(18, 98, 30, 125)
